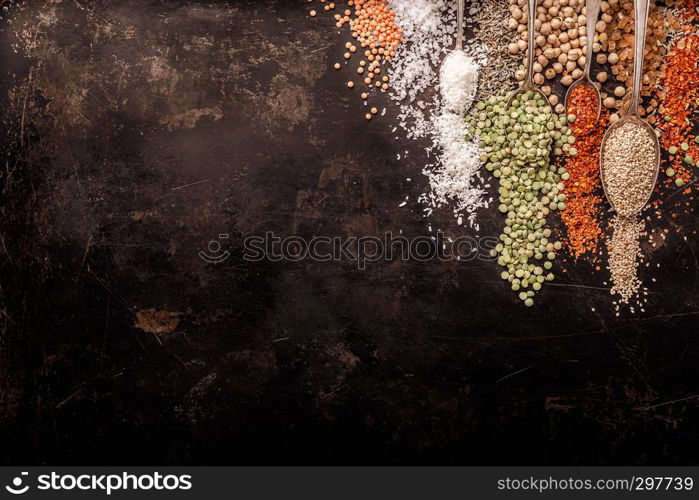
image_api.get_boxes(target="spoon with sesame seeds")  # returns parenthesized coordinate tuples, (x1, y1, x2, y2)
(564, 0, 602, 121)
(600, 0, 660, 216)
(506, 0, 550, 110)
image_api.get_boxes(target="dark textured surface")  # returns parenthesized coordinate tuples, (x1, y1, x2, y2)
(1, 0, 698, 465)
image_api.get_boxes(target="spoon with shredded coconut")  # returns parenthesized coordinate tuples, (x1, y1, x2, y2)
(438, 0, 478, 114)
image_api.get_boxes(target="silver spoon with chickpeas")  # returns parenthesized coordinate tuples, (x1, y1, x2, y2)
(507, 0, 551, 109)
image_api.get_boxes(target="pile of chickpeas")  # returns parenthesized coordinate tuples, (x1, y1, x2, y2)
(508, 0, 675, 120)
(508, 0, 588, 114)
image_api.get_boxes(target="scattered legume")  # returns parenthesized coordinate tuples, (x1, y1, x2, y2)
(466, 90, 572, 305)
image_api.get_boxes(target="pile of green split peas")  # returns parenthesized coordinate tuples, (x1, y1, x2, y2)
(465, 90, 575, 307)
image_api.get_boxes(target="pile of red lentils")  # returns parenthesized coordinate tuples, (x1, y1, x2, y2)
(307, 0, 402, 120)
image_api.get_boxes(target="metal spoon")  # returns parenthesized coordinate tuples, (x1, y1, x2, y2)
(455, 0, 464, 51)
(506, 0, 550, 109)
(564, 0, 602, 120)
(599, 0, 660, 216)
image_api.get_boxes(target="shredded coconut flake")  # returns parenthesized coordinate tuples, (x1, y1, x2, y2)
(388, 0, 487, 228)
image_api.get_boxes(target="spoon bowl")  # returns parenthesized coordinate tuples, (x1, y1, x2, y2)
(564, 76, 602, 121)
(599, 115, 660, 216)
(563, 0, 602, 120)
(507, 82, 550, 110)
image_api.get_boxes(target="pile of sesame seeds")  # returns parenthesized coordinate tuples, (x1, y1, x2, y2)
(601, 121, 659, 217)
(608, 215, 648, 309)
(601, 121, 659, 307)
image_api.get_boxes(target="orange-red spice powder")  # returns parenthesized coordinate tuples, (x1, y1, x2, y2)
(559, 84, 606, 260)
(655, 33, 699, 186)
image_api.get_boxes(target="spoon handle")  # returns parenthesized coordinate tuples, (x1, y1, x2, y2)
(629, 0, 651, 116)
(584, 0, 601, 79)
(456, 0, 464, 51)
(524, 0, 537, 86)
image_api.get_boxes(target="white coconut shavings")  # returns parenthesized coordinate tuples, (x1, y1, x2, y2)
(439, 50, 479, 114)
(387, 0, 457, 140)
(420, 112, 490, 229)
(388, 0, 489, 229)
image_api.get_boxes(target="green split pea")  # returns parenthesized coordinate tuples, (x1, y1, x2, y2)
(465, 90, 573, 307)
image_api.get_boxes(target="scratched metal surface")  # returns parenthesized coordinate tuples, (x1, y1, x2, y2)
(0, 0, 698, 465)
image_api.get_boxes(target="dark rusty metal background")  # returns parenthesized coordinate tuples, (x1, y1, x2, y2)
(1, 0, 698, 464)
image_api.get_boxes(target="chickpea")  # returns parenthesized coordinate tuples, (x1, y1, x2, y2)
(545, 68, 556, 79)
(597, 53, 608, 64)
(608, 52, 619, 64)
(572, 68, 582, 79)
(561, 74, 573, 86)
(597, 71, 608, 82)
(549, 94, 559, 105)
(614, 86, 625, 97)
(603, 96, 616, 108)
